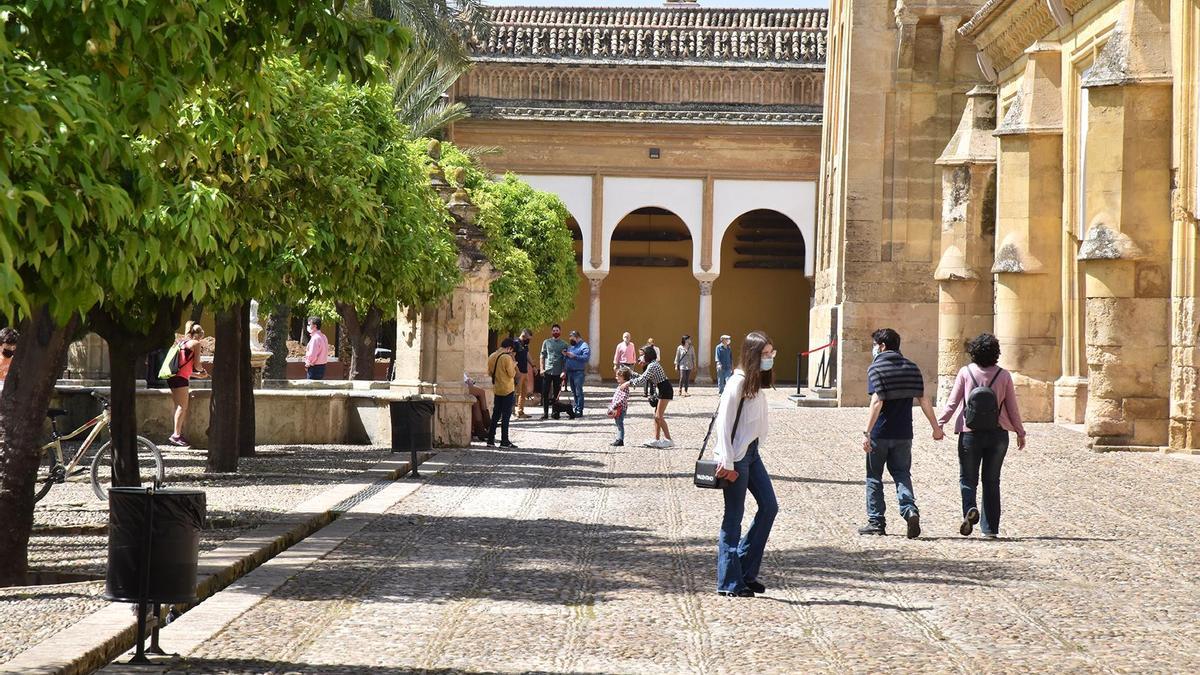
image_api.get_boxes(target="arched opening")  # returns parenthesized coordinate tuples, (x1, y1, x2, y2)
(712, 209, 809, 383)
(597, 207, 698, 379)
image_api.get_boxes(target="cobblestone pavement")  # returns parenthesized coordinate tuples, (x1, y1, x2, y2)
(0, 444, 392, 663)
(161, 386, 1200, 673)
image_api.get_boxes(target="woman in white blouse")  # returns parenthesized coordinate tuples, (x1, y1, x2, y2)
(711, 331, 778, 597)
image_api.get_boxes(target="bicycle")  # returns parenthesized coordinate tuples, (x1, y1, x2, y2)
(34, 390, 165, 503)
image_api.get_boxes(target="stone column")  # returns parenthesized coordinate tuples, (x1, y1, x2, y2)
(934, 85, 998, 404)
(65, 333, 111, 383)
(991, 45, 1064, 422)
(1078, 16, 1173, 449)
(584, 272, 605, 383)
(695, 276, 716, 384)
(391, 143, 498, 447)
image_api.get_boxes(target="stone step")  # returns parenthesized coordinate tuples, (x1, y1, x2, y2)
(788, 390, 839, 408)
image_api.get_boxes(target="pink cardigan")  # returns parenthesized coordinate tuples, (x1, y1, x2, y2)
(937, 364, 1027, 437)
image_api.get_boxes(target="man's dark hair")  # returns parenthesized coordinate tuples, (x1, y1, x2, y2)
(871, 328, 900, 352)
(966, 333, 1001, 367)
(500, 337, 516, 350)
(307, 317, 322, 329)
(551, 323, 561, 330)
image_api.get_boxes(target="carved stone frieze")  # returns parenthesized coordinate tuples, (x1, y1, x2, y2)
(461, 98, 823, 126)
(457, 64, 824, 108)
(959, 0, 1099, 72)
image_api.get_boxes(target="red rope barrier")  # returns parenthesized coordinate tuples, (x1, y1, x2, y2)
(800, 339, 837, 357)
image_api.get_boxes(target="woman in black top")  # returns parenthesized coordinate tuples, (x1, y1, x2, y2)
(621, 345, 674, 448)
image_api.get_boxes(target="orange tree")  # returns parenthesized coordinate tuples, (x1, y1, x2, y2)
(0, 0, 403, 586)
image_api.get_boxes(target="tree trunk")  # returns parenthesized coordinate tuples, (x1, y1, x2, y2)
(89, 298, 184, 488)
(105, 342, 142, 487)
(238, 303, 255, 458)
(0, 308, 77, 586)
(207, 305, 243, 473)
(336, 304, 383, 381)
(263, 303, 289, 381)
(189, 303, 204, 324)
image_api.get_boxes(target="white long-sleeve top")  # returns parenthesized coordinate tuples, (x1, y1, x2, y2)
(710, 369, 769, 470)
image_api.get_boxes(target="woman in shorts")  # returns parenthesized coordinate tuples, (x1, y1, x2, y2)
(621, 345, 674, 448)
(168, 321, 207, 446)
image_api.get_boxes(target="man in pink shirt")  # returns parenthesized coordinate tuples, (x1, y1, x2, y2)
(613, 331, 637, 376)
(304, 317, 330, 380)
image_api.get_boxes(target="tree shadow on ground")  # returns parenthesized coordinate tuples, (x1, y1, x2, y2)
(262, 513, 1029, 608)
(163, 660, 536, 674)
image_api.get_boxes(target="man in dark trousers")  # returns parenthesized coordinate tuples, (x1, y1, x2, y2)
(539, 324, 568, 420)
(860, 328, 944, 539)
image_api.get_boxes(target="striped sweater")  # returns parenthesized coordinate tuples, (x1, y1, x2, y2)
(866, 350, 925, 400)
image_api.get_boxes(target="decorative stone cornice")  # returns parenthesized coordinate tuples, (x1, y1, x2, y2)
(475, 6, 828, 68)
(959, 0, 1096, 73)
(461, 98, 822, 127)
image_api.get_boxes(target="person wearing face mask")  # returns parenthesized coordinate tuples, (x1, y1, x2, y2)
(860, 328, 944, 539)
(304, 317, 330, 380)
(513, 329, 534, 419)
(0, 327, 18, 384)
(563, 330, 591, 416)
(540, 324, 568, 420)
(710, 331, 778, 597)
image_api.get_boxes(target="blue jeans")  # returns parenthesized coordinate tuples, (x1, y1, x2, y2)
(716, 367, 731, 394)
(865, 437, 917, 528)
(958, 430, 1009, 535)
(306, 364, 326, 380)
(567, 369, 586, 414)
(613, 406, 626, 442)
(717, 440, 778, 593)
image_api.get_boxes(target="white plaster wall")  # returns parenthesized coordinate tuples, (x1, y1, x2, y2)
(515, 174, 594, 268)
(712, 179, 817, 276)
(602, 176, 704, 274)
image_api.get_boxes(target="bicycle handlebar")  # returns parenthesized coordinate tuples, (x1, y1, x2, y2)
(86, 389, 110, 408)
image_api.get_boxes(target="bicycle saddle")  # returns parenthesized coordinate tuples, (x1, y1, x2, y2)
(45, 408, 68, 419)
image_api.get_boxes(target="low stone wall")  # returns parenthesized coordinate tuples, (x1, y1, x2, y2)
(50, 385, 468, 449)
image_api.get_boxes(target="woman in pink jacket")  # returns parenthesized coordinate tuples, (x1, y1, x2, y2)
(937, 333, 1026, 539)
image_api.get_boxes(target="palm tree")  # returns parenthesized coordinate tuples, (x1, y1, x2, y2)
(371, 0, 487, 63)
(391, 48, 471, 139)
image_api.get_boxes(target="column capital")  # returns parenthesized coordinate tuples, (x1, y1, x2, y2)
(583, 269, 608, 283)
(699, 280, 714, 296)
(694, 271, 719, 284)
(588, 277, 604, 294)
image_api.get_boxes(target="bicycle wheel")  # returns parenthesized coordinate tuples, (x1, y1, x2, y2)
(33, 448, 63, 504)
(90, 436, 166, 501)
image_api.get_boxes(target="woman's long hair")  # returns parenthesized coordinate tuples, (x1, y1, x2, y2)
(642, 344, 658, 364)
(184, 321, 203, 338)
(738, 330, 773, 398)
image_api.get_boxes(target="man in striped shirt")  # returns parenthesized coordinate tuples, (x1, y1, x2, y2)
(859, 328, 944, 539)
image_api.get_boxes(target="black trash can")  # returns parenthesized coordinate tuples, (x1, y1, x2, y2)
(106, 487, 206, 604)
(390, 400, 435, 453)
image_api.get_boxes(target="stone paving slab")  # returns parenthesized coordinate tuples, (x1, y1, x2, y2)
(89, 387, 1200, 673)
(0, 451, 434, 675)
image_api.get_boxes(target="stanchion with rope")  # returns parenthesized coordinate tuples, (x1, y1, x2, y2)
(793, 340, 837, 397)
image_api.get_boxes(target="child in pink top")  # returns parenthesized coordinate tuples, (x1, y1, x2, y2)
(937, 333, 1026, 539)
(608, 367, 633, 447)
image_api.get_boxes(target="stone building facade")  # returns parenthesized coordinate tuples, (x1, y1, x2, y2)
(950, 0, 1200, 452)
(449, 4, 827, 381)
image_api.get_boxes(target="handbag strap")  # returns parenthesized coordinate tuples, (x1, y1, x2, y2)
(696, 396, 746, 462)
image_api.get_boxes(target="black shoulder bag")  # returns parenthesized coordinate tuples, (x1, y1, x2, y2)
(694, 397, 745, 489)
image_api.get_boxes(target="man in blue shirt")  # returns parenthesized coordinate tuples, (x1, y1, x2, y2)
(714, 334, 734, 394)
(564, 330, 591, 416)
(860, 328, 944, 539)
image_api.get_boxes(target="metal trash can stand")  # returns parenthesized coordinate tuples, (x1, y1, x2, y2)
(107, 487, 206, 604)
(390, 400, 434, 477)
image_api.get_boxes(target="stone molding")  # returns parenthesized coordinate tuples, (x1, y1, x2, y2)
(461, 98, 822, 126)
(959, 0, 1097, 72)
(1080, 1, 1173, 89)
(1077, 223, 1147, 261)
(457, 64, 824, 108)
(937, 85, 998, 165)
(476, 6, 828, 68)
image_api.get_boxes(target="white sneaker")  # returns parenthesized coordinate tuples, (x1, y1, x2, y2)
(659, 439, 674, 448)
(641, 440, 659, 448)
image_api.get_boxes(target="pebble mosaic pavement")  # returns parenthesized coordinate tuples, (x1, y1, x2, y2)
(151, 387, 1200, 674)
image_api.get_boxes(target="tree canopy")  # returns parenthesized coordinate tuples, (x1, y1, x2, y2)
(438, 144, 578, 332)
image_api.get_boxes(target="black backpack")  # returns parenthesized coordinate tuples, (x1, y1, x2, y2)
(964, 367, 1004, 431)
